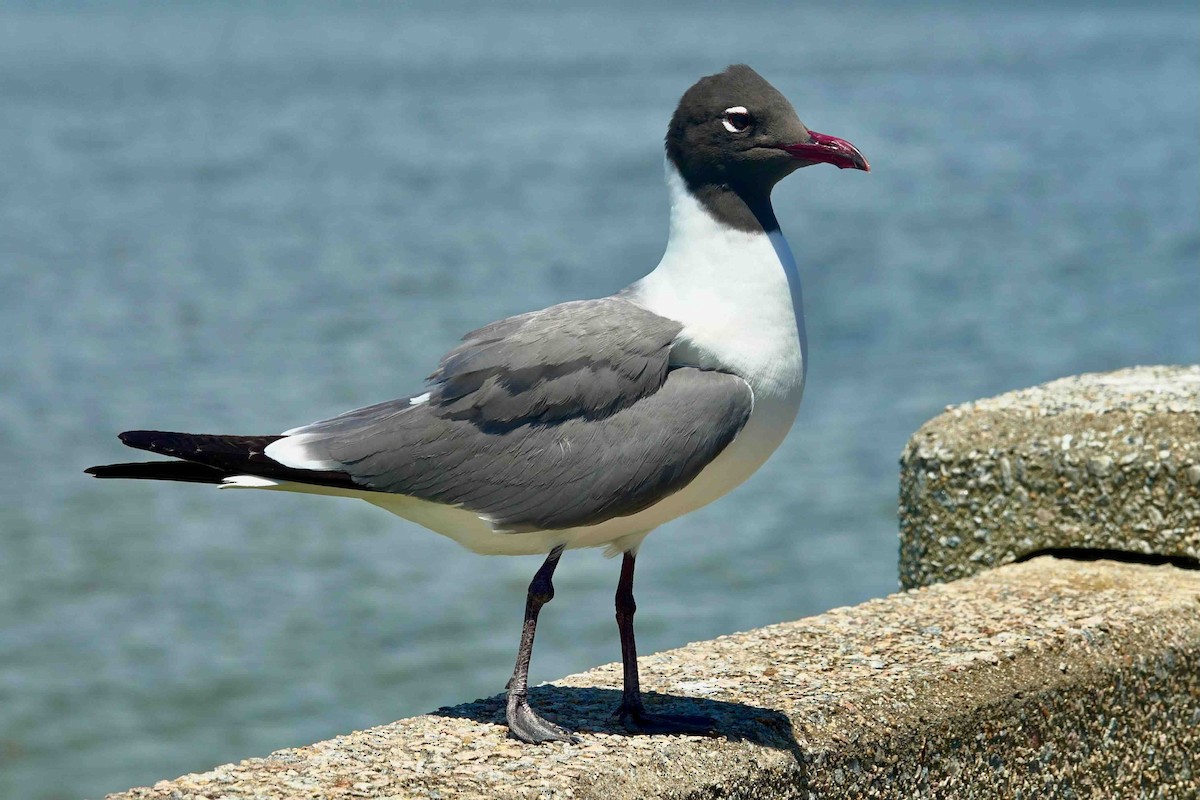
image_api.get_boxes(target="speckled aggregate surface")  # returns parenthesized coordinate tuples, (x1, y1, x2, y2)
(106, 557, 1200, 799)
(900, 365, 1200, 589)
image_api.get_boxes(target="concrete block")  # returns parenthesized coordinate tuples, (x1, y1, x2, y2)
(107, 558, 1200, 800)
(900, 365, 1200, 589)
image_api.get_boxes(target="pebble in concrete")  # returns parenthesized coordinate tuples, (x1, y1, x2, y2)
(899, 365, 1200, 589)
(106, 557, 1200, 800)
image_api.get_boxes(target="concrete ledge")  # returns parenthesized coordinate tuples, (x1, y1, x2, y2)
(108, 557, 1200, 799)
(899, 366, 1200, 589)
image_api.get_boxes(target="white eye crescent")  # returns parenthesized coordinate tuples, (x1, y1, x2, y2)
(722, 106, 751, 133)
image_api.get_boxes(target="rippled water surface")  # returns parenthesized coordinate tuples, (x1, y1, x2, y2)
(1, 2, 1197, 797)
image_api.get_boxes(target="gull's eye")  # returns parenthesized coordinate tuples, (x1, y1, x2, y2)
(722, 106, 752, 133)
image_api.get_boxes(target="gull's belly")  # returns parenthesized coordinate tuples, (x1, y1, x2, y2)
(355, 382, 802, 556)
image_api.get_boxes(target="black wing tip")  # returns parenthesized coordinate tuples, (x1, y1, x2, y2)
(118, 430, 163, 448)
(83, 460, 229, 484)
(85, 463, 140, 479)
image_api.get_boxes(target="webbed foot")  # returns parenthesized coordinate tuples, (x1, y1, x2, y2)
(506, 694, 580, 744)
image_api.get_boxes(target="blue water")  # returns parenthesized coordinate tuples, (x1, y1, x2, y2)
(1, 3, 1197, 798)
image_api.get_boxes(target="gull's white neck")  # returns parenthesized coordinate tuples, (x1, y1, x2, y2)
(626, 161, 807, 403)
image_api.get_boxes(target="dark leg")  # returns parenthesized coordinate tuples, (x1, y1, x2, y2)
(505, 545, 578, 743)
(614, 551, 714, 734)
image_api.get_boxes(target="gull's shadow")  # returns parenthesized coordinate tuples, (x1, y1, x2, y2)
(431, 685, 803, 758)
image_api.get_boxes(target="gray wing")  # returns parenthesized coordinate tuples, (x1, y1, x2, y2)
(281, 298, 753, 531)
(427, 298, 685, 427)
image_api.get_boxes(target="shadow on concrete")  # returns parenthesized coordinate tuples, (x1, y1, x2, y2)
(430, 685, 804, 757)
(1015, 547, 1200, 571)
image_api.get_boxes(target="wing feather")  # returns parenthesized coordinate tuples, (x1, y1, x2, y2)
(269, 298, 753, 531)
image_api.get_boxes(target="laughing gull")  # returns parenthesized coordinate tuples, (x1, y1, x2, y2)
(87, 64, 869, 743)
